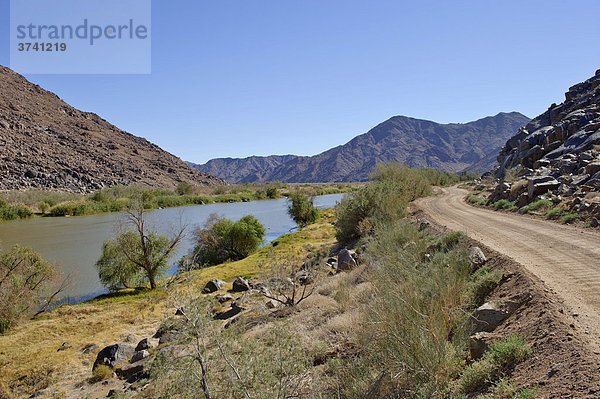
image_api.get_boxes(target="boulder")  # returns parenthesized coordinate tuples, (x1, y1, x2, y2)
(131, 350, 149, 363)
(590, 218, 599, 228)
(92, 343, 135, 370)
(215, 293, 234, 303)
(135, 338, 152, 352)
(469, 332, 492, 360)
(202, 279, 226, 293)
(232, 277, 251, 292)
(470, 303, 509, 332)
(296, 272, 315, 286)
(158, 332, 178, 345)
(215, 302, 245, 320)
(337, 249, 357, 271)
(585, 162, 600, 176)
(116, 359, 148, 382)
(527, 176, 560, 198)
(81, 343, 98, 354)
(265, 299, 278, 309)
(467, 246, 487, 268)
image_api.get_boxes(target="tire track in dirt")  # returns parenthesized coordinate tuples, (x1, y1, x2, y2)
(415, 187, 600, 348)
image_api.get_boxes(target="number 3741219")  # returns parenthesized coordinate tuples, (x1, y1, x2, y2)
(17, 42, 67, 52)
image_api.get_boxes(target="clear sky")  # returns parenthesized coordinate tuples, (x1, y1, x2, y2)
(1, 0, 599, 164)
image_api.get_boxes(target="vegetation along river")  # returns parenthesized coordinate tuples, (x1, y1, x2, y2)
(0, 193, 344, 300)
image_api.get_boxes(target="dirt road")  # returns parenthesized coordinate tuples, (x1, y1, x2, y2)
(415, 187, 600, 347)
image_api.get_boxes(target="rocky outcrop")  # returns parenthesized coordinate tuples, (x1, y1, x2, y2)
(495, 70, 600, 187)
(489, 69, 600, 219)
(191, 112, 530, 183)
(0, 65, 224, 192)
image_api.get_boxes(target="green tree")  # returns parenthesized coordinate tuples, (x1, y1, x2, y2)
(176, 181, 194, 196)
(96, 203, 184, 290)
(191, 214, 265, 268)
(0, 246, 56, 333)
(38, 201, 50, 214)
(287, 193, 319, 229)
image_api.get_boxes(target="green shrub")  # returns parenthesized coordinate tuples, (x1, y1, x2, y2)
(334, 220, 473, 397)
(559, 212, 578, 224)
(489, 335, 530, 368)
(0, 246, 55, 333)
(92, 365, 113, 382)
(457, 336, 530, 395)
(265, 186, 279, 199)
(38, 201, 51, 214)
(175, 181, 194, 195)
(493, 199, 515, 210)
(190, 214, 266, 268)
(335, 163, 431, 245)
(0, 204, 34, 220)
(468, 194, 489, 206)
(287, 193, 320, 229)
(459, 357, 496, 394)
(470, 266, 502, 306)
(519, 199, 552, 214)
(544, 206, 563, 219)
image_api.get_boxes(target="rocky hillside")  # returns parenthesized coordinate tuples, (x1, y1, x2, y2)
(492, 69, 600, 209)
(191, 112, 530, 183)
(0, 66, 224, 192)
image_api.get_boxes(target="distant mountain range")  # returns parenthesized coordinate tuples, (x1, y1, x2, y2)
(0, 66, 224, 192)
(191, 112, 530, 183)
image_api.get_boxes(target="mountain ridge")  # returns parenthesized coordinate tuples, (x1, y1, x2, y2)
(0, 65, 224, 192)
(191, 112, 530, 183)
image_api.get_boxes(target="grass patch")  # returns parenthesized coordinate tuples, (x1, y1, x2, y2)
(559, 212, 579, 224)
(493, 199, 516, 211)
(519, 199, 553, 214)
(544, 206, 563, 219)
(91, 365, 112, 382)
(468, 193, 489, 206)
(457, 335, 531, 395)
(470, 266, 502, 306)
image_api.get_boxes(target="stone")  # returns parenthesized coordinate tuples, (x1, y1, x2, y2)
(470, 303, 509, 332)
(468, 332, 492, 360)
(337, 249, 357, 271)
(135, 338, 152, 352)
(585, 162, 600, 176)
(296, 272, 315, 286)
(116, 359, 148, 381)
(124, 334, 136, 343)
(590, 218, 599, 228)
(215, 302, 245, 320)
(158, 331, 178, 345)
(571, 174, 590, 186)
(527, 176, 560, 198)
(92, 343, 135, 370)
(56, 342, 71, 352)
(131, 350, 149, 363)
(202, 279, 226, 293)
(265, 299, 278, 309)
(232, 277, 251, 292)
(215, 293, 234, 303)
(81, 343, 98, 354)
(467, 246, 487, 268)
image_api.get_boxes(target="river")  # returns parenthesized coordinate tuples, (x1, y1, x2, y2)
(0, 193, 344, 300)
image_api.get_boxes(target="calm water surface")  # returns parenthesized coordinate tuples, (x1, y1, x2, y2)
(0, 194, 344, 299)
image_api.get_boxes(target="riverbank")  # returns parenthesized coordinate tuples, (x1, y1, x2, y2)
(0, 210, 338, 398)
(0, 182, 361, 221)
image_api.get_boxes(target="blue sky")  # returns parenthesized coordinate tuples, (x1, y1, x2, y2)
(1, 0, 599, 164)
